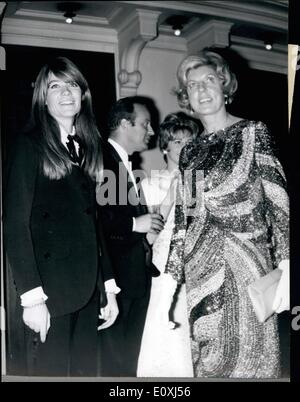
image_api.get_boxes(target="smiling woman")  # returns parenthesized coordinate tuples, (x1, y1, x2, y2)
(137, 112, 199, 378)
(163, 50, 290, 379)
(45, 75, 82, 129)
(2, 45, 116, 153)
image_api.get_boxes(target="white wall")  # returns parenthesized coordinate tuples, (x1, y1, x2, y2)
(138, 46, 186, 175)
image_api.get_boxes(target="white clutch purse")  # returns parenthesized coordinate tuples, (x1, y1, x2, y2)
(247, 269, 282, 323)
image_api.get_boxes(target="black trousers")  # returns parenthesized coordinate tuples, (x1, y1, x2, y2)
(99, 279, 151, 377)
(24, 290, 100, 377)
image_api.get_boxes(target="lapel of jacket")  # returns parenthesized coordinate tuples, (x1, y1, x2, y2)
(106, 142, 142, 212)
(134, 171, 148, 215)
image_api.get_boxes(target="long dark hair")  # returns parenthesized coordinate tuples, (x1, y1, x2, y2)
(31, 57, 103, 182)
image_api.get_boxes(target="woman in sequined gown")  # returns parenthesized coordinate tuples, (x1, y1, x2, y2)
(164, 51, 289, 378)
(137, 113, 198, 377)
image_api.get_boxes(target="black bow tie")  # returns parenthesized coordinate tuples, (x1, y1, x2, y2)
(66, 134, 84, 165)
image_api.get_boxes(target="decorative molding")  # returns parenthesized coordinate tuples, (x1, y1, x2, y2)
(14, 8, 109, 27)
(115, 8, 161, 97)
(186, 19, 233, 53)
(231, 35, 287, 53)
(110, 7, 141, 36)
(0, 2, 6, 15)
(231, 36, 287, 74)
(146, 33, 186, 53)
(1, 1, 287, 92)
(1, 17, 118, 53)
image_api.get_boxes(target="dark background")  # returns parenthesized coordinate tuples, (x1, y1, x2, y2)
(2, 45, 116, 156)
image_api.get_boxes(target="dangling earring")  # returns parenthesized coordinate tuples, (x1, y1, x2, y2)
(224, 94, 228, 105)
(163, 149, 168, 155)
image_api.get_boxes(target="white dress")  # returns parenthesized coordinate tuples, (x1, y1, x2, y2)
(137, 170, 193, 377)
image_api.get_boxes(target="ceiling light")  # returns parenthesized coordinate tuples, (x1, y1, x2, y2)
(174, 27, 182, 36)
(58, 2, 81, 25)
(165, 15, 189, 38)
(265, 42, 273, 50)
(64, 11, 76, 24)
(172, 22, 183, 37)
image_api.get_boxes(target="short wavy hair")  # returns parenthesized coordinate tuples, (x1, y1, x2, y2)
(175, 50, 238, 111)
(159, 111, 199, 152)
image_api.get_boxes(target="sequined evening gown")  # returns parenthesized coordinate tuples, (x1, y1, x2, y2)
(137, 170, 194, 377)
(165, 120, 289, 378)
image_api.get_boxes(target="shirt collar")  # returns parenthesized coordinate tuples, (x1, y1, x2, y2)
(60, 125, 76, 146)
(108, 138, 130, 166)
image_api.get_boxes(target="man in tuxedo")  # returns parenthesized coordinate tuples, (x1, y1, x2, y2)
(98, 96, 164, 376)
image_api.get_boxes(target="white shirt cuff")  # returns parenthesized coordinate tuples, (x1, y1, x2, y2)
(20, 286, 48, 307)
(132, 217, 136, 232)
(104, 279, 121, 294)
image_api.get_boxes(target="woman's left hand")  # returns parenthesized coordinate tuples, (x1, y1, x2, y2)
(273, 259, 290, 313)
(98, 293, 119, 330)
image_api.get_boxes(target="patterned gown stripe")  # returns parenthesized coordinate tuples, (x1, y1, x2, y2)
(261, 180, 289, 215)
(255, 153, 286, 181)
(207, 124, 255, 198)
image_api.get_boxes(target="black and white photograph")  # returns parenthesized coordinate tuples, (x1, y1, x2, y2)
(0, 0, 293, 384)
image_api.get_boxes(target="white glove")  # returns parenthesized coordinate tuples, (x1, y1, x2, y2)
(23, 301, 51, 343)
(98, 293, 119, 331)
(272, 259, 290, 313)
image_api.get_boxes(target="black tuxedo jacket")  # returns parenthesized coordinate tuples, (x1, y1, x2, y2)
(98, 142, 151, 298)
(3, 131, 113, 317)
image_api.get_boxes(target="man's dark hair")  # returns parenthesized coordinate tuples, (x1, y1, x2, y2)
(108, 96, 152, 132)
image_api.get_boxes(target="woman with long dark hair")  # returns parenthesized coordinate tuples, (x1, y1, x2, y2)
(3, 57, 119, 376)
(164, 50, 289, 378)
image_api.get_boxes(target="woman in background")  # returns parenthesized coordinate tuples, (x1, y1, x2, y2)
(137, 112, 198, 377)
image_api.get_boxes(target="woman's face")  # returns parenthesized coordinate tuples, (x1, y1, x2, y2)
(45, 72, 82, 123)
(186, 65, 225, 116)
(166, 130, 193, 166)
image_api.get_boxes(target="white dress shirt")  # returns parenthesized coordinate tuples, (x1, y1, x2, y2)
(60, 125, 80, 155)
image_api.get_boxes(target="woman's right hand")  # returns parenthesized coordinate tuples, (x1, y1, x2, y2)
(23, 302, 51, 343)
